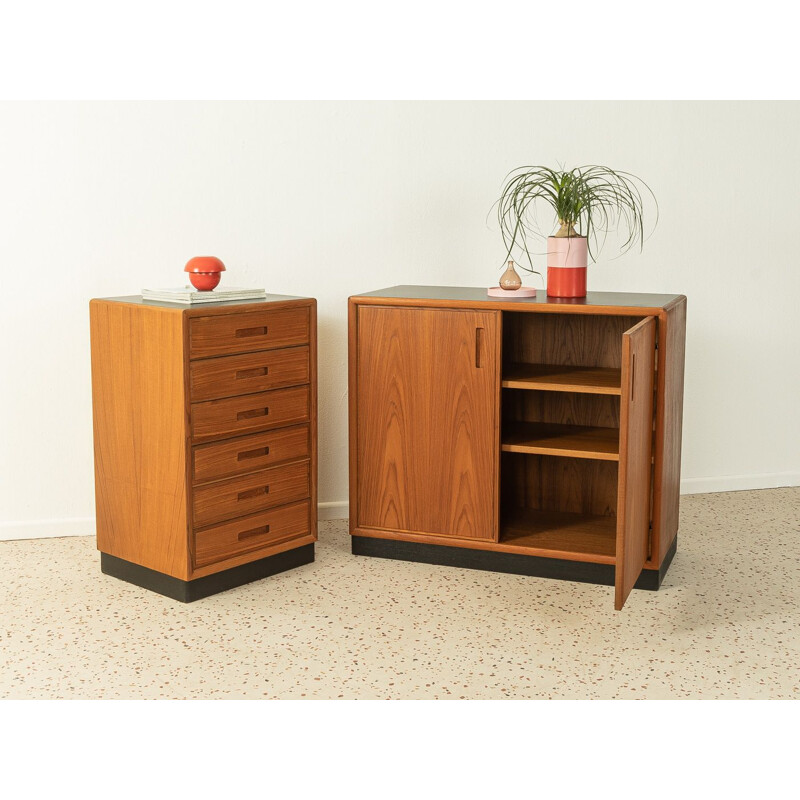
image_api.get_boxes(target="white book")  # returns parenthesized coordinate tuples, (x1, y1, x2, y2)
(142, 286, 267, 304)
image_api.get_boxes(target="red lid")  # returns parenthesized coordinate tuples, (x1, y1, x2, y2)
(184, 256, 226, 273)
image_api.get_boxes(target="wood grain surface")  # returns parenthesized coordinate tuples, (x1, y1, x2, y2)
(307, 298, 319, 548)
(348, 300, 359, 535)
(501, 452, 619, 518)
(189, 345, 309, 401)
(194, 500, 311, 568)
(354, 518, 616, 564)
(352, 285, 681, 314)
(651, 297, 687, 564)
(91, 297, 318, 584)
(192, 459, 310, 528)
(356, 305, 500, 540)
(189, 306, 309, 359)
(348, 288, 685, 607)
(189, 530, 316, 579)
(90, 300, 190, 579)
(192, 424, 311, 484)
(502, 389, 621, 430)
(191, 385, 310, 442)
(502, 363, 622, 394)
(501, 421, 620, 460)
(501, 508, 617, 562)
(615, 316, 656, 610)
(503, 312, 644, 370)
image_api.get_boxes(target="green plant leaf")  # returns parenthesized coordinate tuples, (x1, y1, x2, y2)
(493, 164, 657, 267)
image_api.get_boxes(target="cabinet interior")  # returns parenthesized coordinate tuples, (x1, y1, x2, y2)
(498, 311, 647, 562)
(502, 311, 645, 370)
(501, 453, 619, 561)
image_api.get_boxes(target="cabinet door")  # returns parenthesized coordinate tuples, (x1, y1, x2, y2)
(356, 305, 499, 540)
(615, 317, 656, 609)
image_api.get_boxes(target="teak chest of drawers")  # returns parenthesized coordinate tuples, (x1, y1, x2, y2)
(90, 294, 317, 601)
(348, 286, 686, 610)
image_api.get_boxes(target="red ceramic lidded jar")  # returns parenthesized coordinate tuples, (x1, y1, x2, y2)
(184, 256, 226, 291)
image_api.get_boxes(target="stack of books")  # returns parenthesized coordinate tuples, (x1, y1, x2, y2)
(141, 286, 267, 304)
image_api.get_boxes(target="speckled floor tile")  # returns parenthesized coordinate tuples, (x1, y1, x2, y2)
(1, 487, 798, 699)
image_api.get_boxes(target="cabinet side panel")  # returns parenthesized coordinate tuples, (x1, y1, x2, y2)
(90, 301, 190, 579)
(653, 298, 687, 564)
(309, 300, 318, 542)
(348, 299, 359, 533)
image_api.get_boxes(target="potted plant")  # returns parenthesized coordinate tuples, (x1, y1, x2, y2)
(494, 165, 656, 298)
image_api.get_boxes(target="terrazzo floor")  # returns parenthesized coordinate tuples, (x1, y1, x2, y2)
(1, 488, 798, 699)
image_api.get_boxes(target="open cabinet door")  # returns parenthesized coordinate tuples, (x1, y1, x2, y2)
(615, 317, 656, 610)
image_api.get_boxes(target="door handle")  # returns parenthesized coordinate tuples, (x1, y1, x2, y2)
(475, 327, 484, 368)
(236, 366, 269, 379)
(238, 446, 269, 461)
(237, 486, 270, 501)
(237, 407, 269, 420)
(238, 524, 270, 541)
(235, 326, 268, 338)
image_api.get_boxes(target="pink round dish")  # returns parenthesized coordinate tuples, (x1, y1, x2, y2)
(487, 286, 537, 297)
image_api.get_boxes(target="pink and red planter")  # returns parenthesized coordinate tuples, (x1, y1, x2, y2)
(185, 256, 226, 291)
(547, 236, 588, 298)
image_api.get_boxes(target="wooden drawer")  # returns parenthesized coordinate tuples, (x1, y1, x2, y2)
(190, 345, 309, 402)
(191, 385, 309, 442)
(192, 424, 310, 484)
(194, 500, 311, 568)
(189, 307, 310, 359)
(193, 460, 310, 528)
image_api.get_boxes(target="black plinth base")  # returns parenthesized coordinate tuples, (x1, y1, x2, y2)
(352, 535, 677, 591)
(100, 544, 315, 602)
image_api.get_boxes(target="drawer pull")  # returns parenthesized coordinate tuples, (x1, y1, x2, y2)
(235, 326, 268, 338)
(237, 446, 270, 461)
(238, 524, 270, 541)
(237, 407, 269, 420)
(236, 366, 269, 379)
(237, 486, 269, 501)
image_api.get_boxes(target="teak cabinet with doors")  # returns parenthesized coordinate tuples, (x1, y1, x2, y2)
(348, 286, 686, 610)
(90, 294, 317, 601)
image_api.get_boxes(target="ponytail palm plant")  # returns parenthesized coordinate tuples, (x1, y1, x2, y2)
(495, 165, 657, 274)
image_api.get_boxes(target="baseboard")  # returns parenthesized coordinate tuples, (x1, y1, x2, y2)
(318, 501, 349, 521)
(1, 502, 352, 541)
(4, 476, 799, 542)
(680, 472, 799, 494)
(0, 517, 96, 541)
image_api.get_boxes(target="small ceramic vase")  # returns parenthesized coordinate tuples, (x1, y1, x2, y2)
(184, 256, 226, 291)
(499, 260, 522, 290)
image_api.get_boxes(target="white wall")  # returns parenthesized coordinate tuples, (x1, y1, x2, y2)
(1, 101, 798, 539)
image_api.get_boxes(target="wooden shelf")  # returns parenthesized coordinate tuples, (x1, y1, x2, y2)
(502, 363, 622, 395)
(500, 509, 617, 563)
(502, 421, 620, 461)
